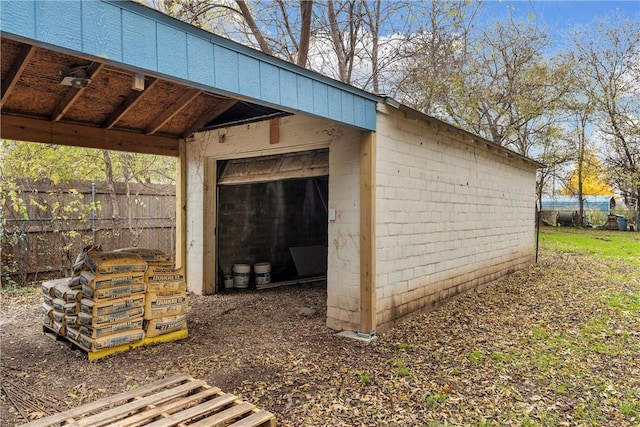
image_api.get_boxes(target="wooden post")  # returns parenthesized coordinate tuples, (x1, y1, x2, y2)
(359, 131, 376, 337)
(203, 157, 217, 295)
(269, 119, 280, 145)
(175, 139, 187, 277)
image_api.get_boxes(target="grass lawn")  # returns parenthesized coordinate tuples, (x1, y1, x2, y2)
(539, 226, 640, 265)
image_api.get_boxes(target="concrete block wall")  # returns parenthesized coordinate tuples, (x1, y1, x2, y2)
(374, 106, 537, 328)
(186, 115, 363, 334)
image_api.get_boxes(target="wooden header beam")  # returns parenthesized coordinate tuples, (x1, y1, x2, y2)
(2, 114, 179, 157)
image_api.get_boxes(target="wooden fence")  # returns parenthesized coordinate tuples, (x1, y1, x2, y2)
(1, 179, 176, 285)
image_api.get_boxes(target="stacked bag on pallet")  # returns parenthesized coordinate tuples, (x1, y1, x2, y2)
(117, 248, 189, 338)
(73, 246, 148, 352)
(42, 277, 82, 337)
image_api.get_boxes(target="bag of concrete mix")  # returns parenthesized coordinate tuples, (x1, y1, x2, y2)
(79, 307, 144, 327)
(66, 327, 81, 342)
(146, 268, 186, 293)
(79, 318, 144, 339)
(63, 301, 80, 315)
(53, 321, 66, 337)
(52, 298, 66, 312)
(78, 329, 145, 352)
(144, 264, 178, 282)
(80, 295, 145, 317)
(53, 310, 65, 323)
(80, 271, 145, 290)
(112, 247, 168, 263)
(42, 303, 54, 320)
(42, 278, 71, 297)
(82, 282, 146, 300)
(84, 251, 147, 275)
(66, 315, 79, 328)
(144, 291, 189, 319)
(144, 314, 187, 338)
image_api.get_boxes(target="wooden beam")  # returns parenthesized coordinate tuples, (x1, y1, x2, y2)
(51, 62, 104, 121)
(102, 78, 159, 129)
(144, 89, 202, 135)
(203, 157, 217, 295)
(359, 131, 377, 337)
(0, 44, 35, 108)
(181, 98, 237, 138)
(175, 139, 187, 274)
(1, 114, 179, 156)
(269, 118, 280, 144)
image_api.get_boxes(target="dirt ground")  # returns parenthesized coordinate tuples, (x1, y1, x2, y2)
(1, 251, 639, 426)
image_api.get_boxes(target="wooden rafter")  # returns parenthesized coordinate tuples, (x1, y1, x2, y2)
(1, 114, 179, 156)
(102, 77, 159, 129)
(51, 62, 104, 121)
(0, 44, 35, 108)
(181, 98, 238, 138)
(144, 89, 202, 135)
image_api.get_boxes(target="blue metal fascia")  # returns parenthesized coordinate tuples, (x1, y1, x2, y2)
(0, 0, 379, 131)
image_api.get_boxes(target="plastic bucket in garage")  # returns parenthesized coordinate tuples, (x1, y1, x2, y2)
(233, 264, 250, 288)
(254, 262, 271, 286)
(617, 217, 628, 231)
(223, 275, 234, 289)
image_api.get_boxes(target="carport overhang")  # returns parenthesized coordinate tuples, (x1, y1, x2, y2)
(0, 0, 380, 336)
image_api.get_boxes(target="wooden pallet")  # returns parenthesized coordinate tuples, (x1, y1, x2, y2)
(43, 326, 188, 361)
(22, 374, 276, 427)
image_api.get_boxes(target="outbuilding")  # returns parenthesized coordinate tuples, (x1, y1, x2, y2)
(1, 0, 540, 338)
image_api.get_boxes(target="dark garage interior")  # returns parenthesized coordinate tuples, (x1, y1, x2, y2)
(216, 150, 329, 291)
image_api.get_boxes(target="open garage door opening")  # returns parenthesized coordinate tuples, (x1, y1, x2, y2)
(215, 149, 329, 291)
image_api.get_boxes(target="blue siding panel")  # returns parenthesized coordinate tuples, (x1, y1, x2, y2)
(327, 86, 342, 121)
(260, 63, 280, 104)
(186, 35, 214, 86)
(82, 1, 122, 60)
(157, 24, 187, 79)
(312, 81, 329, 118)
(0, 0, 378, 131)
(238, 55, 261, 99)
(341, 93, 355, 126)
(279, 69, 298, 109)
(122, 10, 157, 70)
(36, 1, 82, 51)
(296, 76, 314, 113)
(214, 45, 239, 93)
(0, 1, 35, 39)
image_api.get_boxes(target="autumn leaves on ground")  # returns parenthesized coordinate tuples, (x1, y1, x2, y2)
(1, 228, 639, 426)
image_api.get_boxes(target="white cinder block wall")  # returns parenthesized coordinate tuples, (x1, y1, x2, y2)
(186, 114, 362, 335)
(374, 105, 537, 328)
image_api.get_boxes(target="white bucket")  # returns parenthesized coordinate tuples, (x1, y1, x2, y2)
(223, 275, 234, 289)
(254, 262, 271, 286)
(233, 264, 250, 288)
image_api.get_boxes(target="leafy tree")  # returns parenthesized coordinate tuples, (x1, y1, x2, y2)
(562, 150, 614, 196)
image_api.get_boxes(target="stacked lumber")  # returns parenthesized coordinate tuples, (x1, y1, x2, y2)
(41, 277, 81, 338)
(73, 247, 147, 352)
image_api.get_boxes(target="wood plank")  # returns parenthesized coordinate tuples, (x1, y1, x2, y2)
(144, 89, 202, 135)
(227, 410, 276, 427)
(73, 379, 207, 427)
(1, 114, 179, 157)
(0, 44, 35, 108)
(102, 78, 159, 129)
(21, 375, 192, 427)
(111, 388, 222, 427)
(144, 394, 238, 427)
(51, 62, 104, 121)
(203, 157, 217, 295)
(181, 98, 237, 138)
(175, 139, 187, 273)
(269, 118, 279, 145)
(359, 131, 377, 336)
(187, 402, 254, 427)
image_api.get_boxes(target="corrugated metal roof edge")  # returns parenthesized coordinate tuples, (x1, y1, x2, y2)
(106, 0, 382, 104)
(380, 96, 545, 169)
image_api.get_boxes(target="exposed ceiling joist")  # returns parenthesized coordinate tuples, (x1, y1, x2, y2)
(2, 115, 179, 157)
(181, 98, 238, 138)
(51, 62, 105, 121)
(144, 89, 202, 135)
(0, 44, 35, 108)
(102, 77, 159, 129)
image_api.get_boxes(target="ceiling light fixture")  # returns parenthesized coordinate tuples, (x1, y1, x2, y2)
(60, 66, 91, 89)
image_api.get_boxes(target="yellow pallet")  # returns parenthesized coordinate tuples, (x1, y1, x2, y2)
(44, 326, 188, 361)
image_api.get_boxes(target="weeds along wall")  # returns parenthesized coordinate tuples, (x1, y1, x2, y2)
(1, 179, 175, 286)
